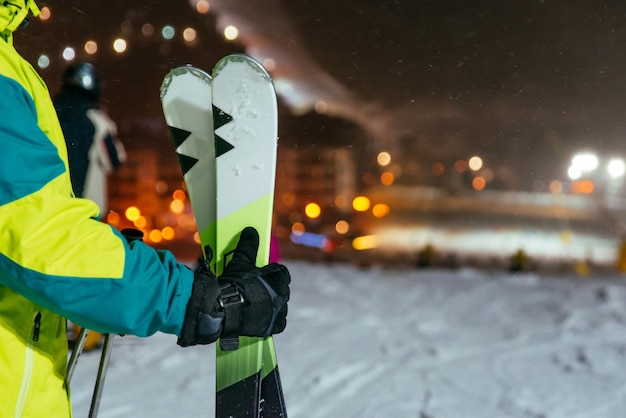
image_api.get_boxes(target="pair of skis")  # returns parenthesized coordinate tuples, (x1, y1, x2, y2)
(160, 54, 287, 417)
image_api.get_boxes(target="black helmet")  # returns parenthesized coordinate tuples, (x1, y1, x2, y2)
(61, 62, 101, 101)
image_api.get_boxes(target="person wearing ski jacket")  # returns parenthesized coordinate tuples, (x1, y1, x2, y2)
(0, 2, 290, 417)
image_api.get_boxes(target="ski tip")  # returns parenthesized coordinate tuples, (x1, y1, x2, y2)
(213, 53, 273, 83)
(160, 65, 212, 101)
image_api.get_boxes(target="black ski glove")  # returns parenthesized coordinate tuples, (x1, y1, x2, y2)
(218, 227, 290, 349)
(177, 252, 224, 347)
(178, 227, 290, 348)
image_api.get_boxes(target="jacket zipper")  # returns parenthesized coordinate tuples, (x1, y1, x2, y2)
(32, 312, 41, 341)
(15, 312, 41, 417)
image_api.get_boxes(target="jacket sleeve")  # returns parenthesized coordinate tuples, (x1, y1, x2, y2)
(0, 73, 194, 337)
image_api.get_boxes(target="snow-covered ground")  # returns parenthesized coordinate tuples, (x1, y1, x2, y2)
(70, 260, 626, 418)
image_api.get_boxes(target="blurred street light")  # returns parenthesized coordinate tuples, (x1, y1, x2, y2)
(568, 152, 598, 180)
(468, 156, 483, 171)
(567, 152, 625, 196)
(607, 158, 626, 178)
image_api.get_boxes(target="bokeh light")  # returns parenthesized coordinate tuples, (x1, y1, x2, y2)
(608, 159, 625, 178)
(380, 172, 394, 186)
(335, 220, 350, 234)
(142, 23, 154, 36)
(62, 47, 75, 61)
(372, 203, 390, 218)
(106, 211, 120, 225)
(149, 229, 163, 243)
(196, 0, 210, 14)
(162, 226, 175, 240)
(162, 25, 175, 40)
(170, 200, 185, 214)
(282, 192, 296, 207)
(224, 25, 239, 40)
(549, 180, 563, 194)
(291, 222, 305, 235)
(39, 7, 51, 20)
(352, 235, 380, 250)
(134, 216, 147, 229)
(468, 156, 483, 171)
(84, 40, 98, 55)
(125, 206, 141, 222)
(37, 55, 50, 69)
(454, 159, 468, 173)
(183, 27, 197, 42)
(352, 196, 371, 212)
(334, 195, 349, 209)
(304, 202, 321, 219)
(172, 189, 186, 201)
(431, 162, 445, 176)
(377, 152, 391, 166)
(113, 38, 127, 53)
(472, 176, 486, 191)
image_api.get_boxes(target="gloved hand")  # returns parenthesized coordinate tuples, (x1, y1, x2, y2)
(178, 227, 290, 348)
(177, 254, 224, 347)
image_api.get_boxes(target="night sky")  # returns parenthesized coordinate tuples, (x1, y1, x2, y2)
(13, 0, 626, 190)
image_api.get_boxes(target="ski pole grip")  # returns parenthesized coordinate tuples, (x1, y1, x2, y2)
(121, 228, 144, 243)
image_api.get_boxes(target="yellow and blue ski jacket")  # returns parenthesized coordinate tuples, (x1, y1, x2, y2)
(0, 3, 194, 417)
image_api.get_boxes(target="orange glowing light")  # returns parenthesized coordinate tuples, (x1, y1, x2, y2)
(472, 176, 486, 191)
(454, 159, 468, 173)
(149, 229, 163, 243)
(162, 227, 175, 240)
(335, 220, 350, 234)
(549, 180, 563, 194)
(334, 195, 349, 209)
(172, 189, 186, 201)
(372, 203, 390, 218)
(580, 180, 594, 194)
(380, 172, 395, 186)
(84, 40, 98, 54)
(133, 216, 147, 229)
(291, 222, 305, 235)
(106, 211, 120, 225)
(39, 7, 51, 20)
(196, 0, 210, 13)
(282, 192, 296, 207)
(170, 200, 185, 214)
(432, 162, 445, 176)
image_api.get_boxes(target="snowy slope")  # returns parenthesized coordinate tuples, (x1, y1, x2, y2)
(71, 260, 626, 418)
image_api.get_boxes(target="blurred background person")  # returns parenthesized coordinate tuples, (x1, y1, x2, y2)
(54, 61, 126, 216)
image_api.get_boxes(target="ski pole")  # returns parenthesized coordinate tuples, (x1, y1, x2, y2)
(88, 333, 114, 418)
(66, 325, 89, 383)
(85, 229, 143, 416)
